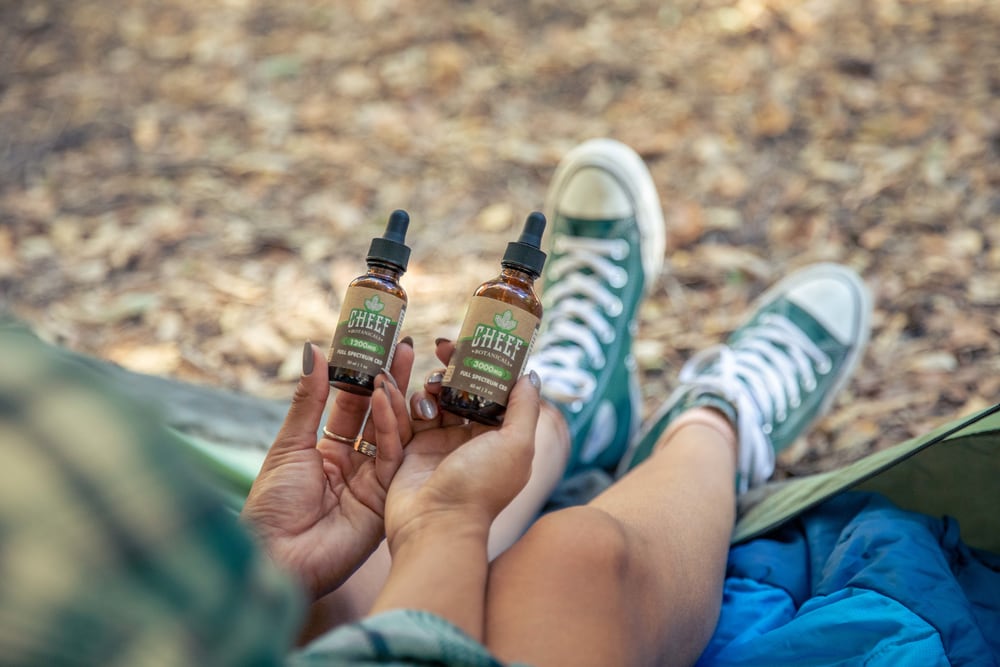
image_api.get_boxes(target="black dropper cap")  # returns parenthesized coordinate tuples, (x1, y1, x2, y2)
(501, 211, 546, 276)
(367, 209, 411, 271)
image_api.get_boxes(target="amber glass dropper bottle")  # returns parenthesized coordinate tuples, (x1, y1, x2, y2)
(327, 209, 411, 396)
(440, 211, 546, 425)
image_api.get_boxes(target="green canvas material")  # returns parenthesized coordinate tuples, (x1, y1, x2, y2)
(621, 390, 737, 473)
(183, 403, 1000, 554)
(175, 373, 1000, 553)
(734, 402, 1000, 553)
(621, 292, 857, 478)
(541, 213, 646, 474)
(177, 430, 265, 512)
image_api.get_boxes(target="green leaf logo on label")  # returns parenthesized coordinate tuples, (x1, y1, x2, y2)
(364, 295, 385, 313)
(494, 309, 518, 332)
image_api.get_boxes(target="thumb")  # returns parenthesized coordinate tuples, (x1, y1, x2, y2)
(492, 370, 541, 482)
(499, 370, 542, 445)
(270, 342, 330, 454)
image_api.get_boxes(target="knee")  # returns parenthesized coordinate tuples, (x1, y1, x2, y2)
(518, 506, 633, 580)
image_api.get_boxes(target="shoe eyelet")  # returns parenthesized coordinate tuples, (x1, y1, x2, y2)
(762, 423, 773, 435)
(600, 330, 615, 344)
(776, 411, 787, 422)
(606, 300, 623, 317)
(817, 359, 833, 375)
(790, 397, 801, 409)
(803, 379, 817, 392)
(611, 244, 628, 261)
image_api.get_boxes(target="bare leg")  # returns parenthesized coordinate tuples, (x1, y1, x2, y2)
(296, 541, 392, 644)
(485, 407, 737, 667)
(484, 262, 871, 664)
(299, 399, 571, 639)
(488, 400, 570, 559)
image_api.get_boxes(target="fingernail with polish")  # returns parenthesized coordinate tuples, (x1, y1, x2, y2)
(426, 371, 444, 385)
(382, 371, 399, 389)
(528, 370, 541, 390)
(302, 341, 315, 376)
(434, 337, 451, 347)
(418, 398, 437, 420)
(399, 336, 414, 347)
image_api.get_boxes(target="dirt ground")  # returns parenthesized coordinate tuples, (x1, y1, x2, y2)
(2, 0, 999, 478)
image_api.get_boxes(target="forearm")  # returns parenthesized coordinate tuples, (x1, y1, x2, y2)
(371, 520, 491, 641)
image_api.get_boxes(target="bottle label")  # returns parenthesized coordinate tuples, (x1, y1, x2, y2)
(442, 297, 540, 407)
(327, 286, 406, 376)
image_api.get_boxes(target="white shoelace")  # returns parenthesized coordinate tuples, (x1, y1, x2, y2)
(675, 313, 832, 493)
(529, 236, 630, 410)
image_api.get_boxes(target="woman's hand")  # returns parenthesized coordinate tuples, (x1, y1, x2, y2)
(380, 339, 542, 552)
(241, 341, 414, 599)
(366, 340, 541, 639)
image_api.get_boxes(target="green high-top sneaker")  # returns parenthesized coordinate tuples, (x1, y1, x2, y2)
(617, 263, 872, 494)
(528, 139, 666, 475)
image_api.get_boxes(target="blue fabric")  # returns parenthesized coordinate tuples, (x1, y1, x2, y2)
(698, 492, 1000, 666)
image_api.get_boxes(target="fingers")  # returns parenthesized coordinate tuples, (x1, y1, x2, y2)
(423, 368, 445, 399)
(498, 371, 542, 457)
(378, 371, 413, 446)
(409, 368, 445, 433)
(505, 370, 542, 431)
(423, 363, 468, 428)
(430, 339, 469, 427)
(325, 385, 376, 444)
(388, 336, 416, 395)
(411, 390, 438, 421)
(371, 380, 405, 488)
(324, 338, 415, 446)
(434, 337, 455, 366)
(469, 371, 541, 503)
(270, 342, 331, 455)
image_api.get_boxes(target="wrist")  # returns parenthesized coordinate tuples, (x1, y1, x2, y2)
(388, 509, 491, 557)
(374, 513, 491, 640)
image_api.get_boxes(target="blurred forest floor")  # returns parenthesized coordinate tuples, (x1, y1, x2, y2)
(2, 0, 999, 477)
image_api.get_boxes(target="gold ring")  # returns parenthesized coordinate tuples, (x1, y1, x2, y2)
(354, 439, 377, 457)
(322, 426, 356, 445)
